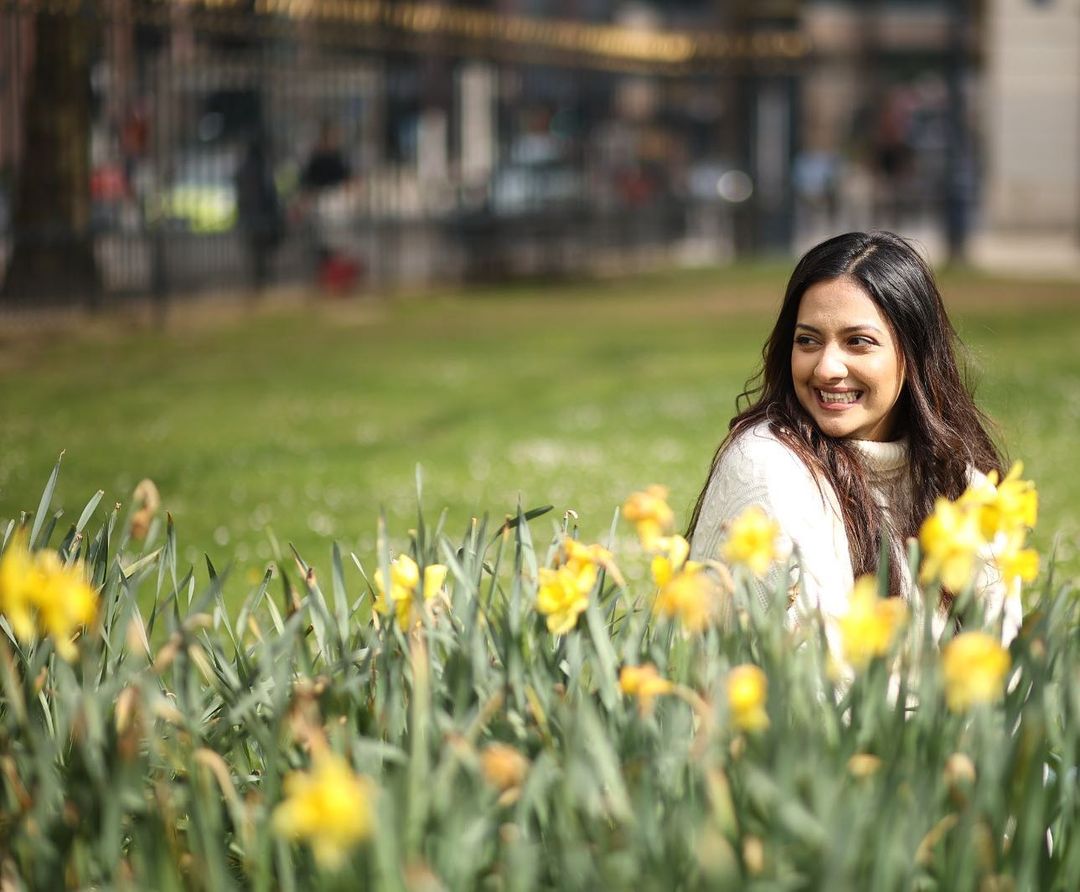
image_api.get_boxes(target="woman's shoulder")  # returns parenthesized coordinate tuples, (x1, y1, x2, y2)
(691, 420, 845, 576)
(701, 421, 832, 522)
(719, 421, 814, 481)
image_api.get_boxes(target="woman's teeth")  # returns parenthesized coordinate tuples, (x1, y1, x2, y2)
(818, 390, 861, 404)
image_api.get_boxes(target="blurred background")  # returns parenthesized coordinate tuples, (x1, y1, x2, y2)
(1, 0, 1078, 594)
(1, 0, 1077, 306)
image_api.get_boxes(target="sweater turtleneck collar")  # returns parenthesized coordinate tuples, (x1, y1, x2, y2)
(848, 437, 910, 483)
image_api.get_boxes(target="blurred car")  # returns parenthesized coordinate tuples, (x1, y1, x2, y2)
(489, 161, 587, 217)
(149, 147, 238, 233)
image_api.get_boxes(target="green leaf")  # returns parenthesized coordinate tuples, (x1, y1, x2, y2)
(121, 547, 163, 581)
(331, 542, 351, 646)
(488, 504, 553, 547)
(76, 489, 105, 534)
(29, 452, 63, 549)
(584, 594, 619, 709)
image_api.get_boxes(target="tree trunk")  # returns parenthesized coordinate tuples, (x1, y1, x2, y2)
(1, 7, 99, 306)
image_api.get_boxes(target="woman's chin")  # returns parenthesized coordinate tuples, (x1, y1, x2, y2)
(810, 413, 862, 440)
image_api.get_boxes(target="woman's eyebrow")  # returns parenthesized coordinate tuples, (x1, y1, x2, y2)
(794, 322, 885, 335)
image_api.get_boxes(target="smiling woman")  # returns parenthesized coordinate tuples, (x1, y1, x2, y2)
(686, 230, 1019, 652)
(791, 277, 905, 442)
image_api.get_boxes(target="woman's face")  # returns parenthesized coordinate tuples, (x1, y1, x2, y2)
(791, 276, 905, 441)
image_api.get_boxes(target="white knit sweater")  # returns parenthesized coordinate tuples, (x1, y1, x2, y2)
(689, 421, 1021, 648)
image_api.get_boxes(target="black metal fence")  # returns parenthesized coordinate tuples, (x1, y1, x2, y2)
(0, 2, 981, 311)
(0, 0, 815, 308)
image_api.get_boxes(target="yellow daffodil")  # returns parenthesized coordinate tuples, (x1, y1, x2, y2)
(374, 553, 419, 606)
(944, 752, 976, 788)
(921, 465, 1040, 594)
(619, 663, 674, 712)
(536, 562, 597, 635)
(650, 534, 690, 587)
(918, 497, 984, 591)
(373, 554, 448, 630)
(424, 564, 449, 598)
(847, 753, 883, 778)
(29, 551, 98, 662)
(563, 538, 609, 567)
(0, 534, 98, 661)
(479, 743, 529, 793)
(941, 631, 1011, 712)
(996, 542, 1039, 584)
(563, 538, 624, 587)
(727, 664, 769, 732)
(994, 462, 1038, 527)
(129, 478, 161, 541)
(0, 537, 37, 643)
(959, 462, 1038, 542)
(957, 464, 1040, 584)
(837, 576, 908, 671)
(722, 506, 780, 577)
(622, 485, 675, 549)
(653, 564, 715, 634)
(272, 750, 375, 870)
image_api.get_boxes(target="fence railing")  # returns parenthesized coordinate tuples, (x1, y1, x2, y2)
(0, 1, 812, 307)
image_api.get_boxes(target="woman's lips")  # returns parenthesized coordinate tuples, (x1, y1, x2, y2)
(815, 388, 863, 409)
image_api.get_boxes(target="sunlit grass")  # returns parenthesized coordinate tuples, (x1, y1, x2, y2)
(1, 264, 1078, 599)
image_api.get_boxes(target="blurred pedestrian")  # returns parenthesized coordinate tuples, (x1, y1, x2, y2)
(235, 137, 283, 293)
(872, 87, 917, 224)
(301, 121, 350, 196)
(299, 121, 361, 293)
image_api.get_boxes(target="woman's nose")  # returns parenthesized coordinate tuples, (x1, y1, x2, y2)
(816, 345, 847, 380)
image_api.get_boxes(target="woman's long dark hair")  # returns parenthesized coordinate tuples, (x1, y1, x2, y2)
(686, 231, 1004, 598)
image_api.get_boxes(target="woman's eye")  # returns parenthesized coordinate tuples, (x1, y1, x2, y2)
(849, 336, 875, 347)
(794, 335, 816, 346)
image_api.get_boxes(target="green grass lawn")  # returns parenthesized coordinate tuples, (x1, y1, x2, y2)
(2, 264, 1079, 599)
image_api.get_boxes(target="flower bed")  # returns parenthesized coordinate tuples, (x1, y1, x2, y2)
(0, 459, 1076, 890)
